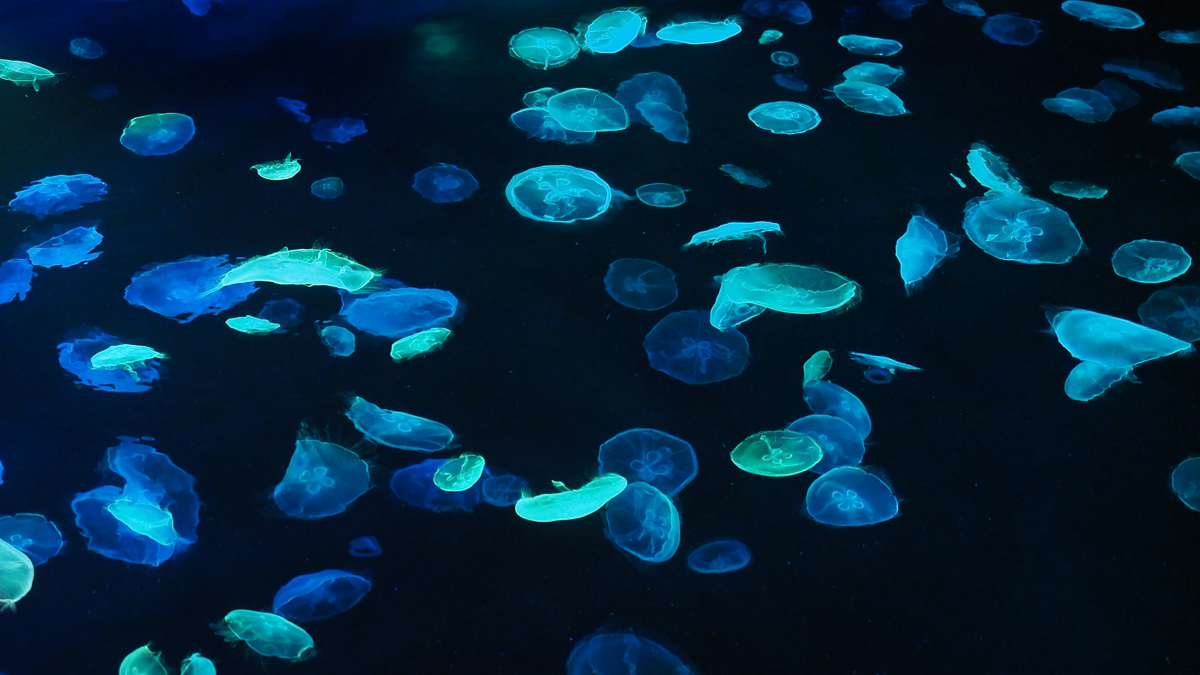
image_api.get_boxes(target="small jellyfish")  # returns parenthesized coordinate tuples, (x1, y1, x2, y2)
(88, 83, 119, 101)
(272, 570, 371, 622)
(276, 97, 311, 122)
(578, 9, 647, 54)
(837, 35, 903, 56)
(1111, 239, 1191, 283)
(1171, 457, 1200, 511)
(1102, 58, 1185, 90)
(686, 221, 784, 253)
(69, 38, 105, 59)
(848, 352, 921, 381)
(0, 259, 29, 305)
(180, 654, 216, 675)
(747, 102, 821, 133)
(719, 163, 770, 187)
(120, 113, 196, 155)
(311, 118, 367, 143)
(319, 325, 356, 357)
(1061, 1, 1144, 30)
(1160, 30, 1200, 44)
(1178, 152, 1200, 181)
(412, 164, 479, 203)
(1063, 361, 1133, 401)
(60, 331, 163, 392)
(272, 435, 371, 519)
(214, 609, 316, 660)
(963, 193, 1083, 264)
(311, 177, 344, 199)
(508, 27, 581, 69)
(432, 454, 487, 492)
(687, 540, 752, 573)
(24, 223, 103, 268)
(0, 514, 64, 565)
(9, 174, 107, 219)
(966, 142, 1026, 194)
(251, 153, 302, 180)
(211, 247, 378, 292)
(482, 474, 529, 507)
(258, 298, 304, 328)
(1042, 88, 1115, 123)
(944, 0, 985, 16)
(390, 327, 453, 361)
(118, 645, 168, 675)
(604, 259, 678, 311)
(604, 482, 681, 563)
(1093, 79, 1139, 111)
(567, 633, 691, 675)
(806, 466, 899, 526)
(771, 51, 799, 67)
(338, 281, 459, 339)
(1049, 181, 1107, 199)
(843, 62, 905, 87)
(711, 264, 861, 330)
(644, 310, 750, 384)
(880, 0, 927, 19)
(773, 74, 809, 92)
(225, 316, 279, 334)
(598, 428, 697, 496)
(895, 214, 959, 292)
(759, 30, 784, 44)
(510, 107, 596, 144)
(1151, 106, 1200, 127)
(635, 183, 687, 208)
(982, 14, 1042, 45)
(803, 350, 832, 385)
(348, 536, 381, 557)
(833, 81, 909, 116)
(89, 343, 167, 375)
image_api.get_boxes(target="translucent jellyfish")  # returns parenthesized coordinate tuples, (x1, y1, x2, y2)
(225, 316, 278, 333)
(604, 259, 678, 311)
(598, 428, 697, 496)
(771, 51, 799, 67)
(687, 540, 752, 573)
(259, 298, 304, 328)
(119, 645, 167, 675)
(0, 259, 34, 305)
(88, 83, 119, 101)
(944, 0, 985, 17)
(803, 350, 832, 384)
(272, 436, 371, 519)
(311, 177, 344, 199)
(1064, 361, 1133, 401)
(319, 325, 356, 356)
(515, 474, 628, 523)
(730, 430, 823, 477)
(272, 570, 371, 622)
(710, 264, 861, 331)
(1171, 458, 1200, 511)
(1138, 286, 1200, 342)
(348, 535, 381, 557)
(604, 482, 681, 563)
(211, 247, 379, 292)
(339, 282, 459, 339)
(412, 164, 479, 203)
(311, 118, 367, 143)
(180, 653, 216, 675)
(0, 538, 33, 610)
(1151, 106, 1200, 127)
(1048, 307, 1192, 368)
(759, 30, 783, 44)
(1061, 1, 1144, 29)
(1042, 88, 1114, 123)
(566, 632, 692, 675)
(1049, 181, 1107, 199)
(644, 310, 750, 384)
(126, 255, 257, 322)
(506, 165, 614, 223)
(983, 14, 1041, 45)
(345, 396, 454, 451)
(390, 459, 489, 512)
(510, 107, 596, 144)
(963, 193, 1083, 264)
(0, 514, 63, 565)
(804, 380, 872, 439)
(848, 353, 922, 379)
(843, 62, 905, 86)
(547, 88, 630, 132)
(966, 142, 1026, 194)
(1160, 30, 1200, 44)
(0, 457, 4, 485)
(720, 164, 769, 187)
(1111, 239, 1191, 283)
(837, 35, 903, 56)
(895, 214, 959, 292)
(69, 38, 104, 59)
(635, 183, 686, 208)
(390, 327, 453, 361)
(482, 474, 530, 507)
(105, 486, 177, 546)
(88, 343, 165, 375)
(120, 113, 196, 155)
(276, 97, 311, 122)
(9, 174, 107, 219)
(806, 466, 899, 526)
(655, 18, 743, 45)
(1178, 152, 1200, 180)
(1093, 79, 1140, 111)
(578, 9, 647, 54)
(251, 153, 301, 180)
(433, 454, 486, 492)
(214, 610, 316, 660)
(1101, 58, 1185, 90)
(508, 27, 580, 70)
(833, 81, 909, 116)
(58, 331, 161, 392)
(773, 74, 809, 92)
(24, 223, 103, 268)
(637, 101, 689, 142)
(685, 221, 783, 253)
(0, 59, 56, 91)
(748, 101, 821, 133)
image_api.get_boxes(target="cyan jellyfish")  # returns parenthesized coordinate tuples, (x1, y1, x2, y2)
(259, 298, 305, 328)
(227, 315, 279, 334)
(120, 113, 195, 155)
(211, 247, 378, 293)
(58, 330, 162, 393)
(578, 9, 647, 54)
(687, 540, 752, 573)
(1178, 152, 1200, 181)
(730, 430, 823, 477)
(311, 118, 367, 143)
(22, 223, 102, 268)
(837, 35, 903, 56)
(1048, 307, 1192, 368)
(251, 153, 302, 180)
(1042, 88, 1115, 123)
(635, 183, 686, 208)
(1171, 458, 1200, 511)
(88, 83, 119, 101)
(90, 343, 166, 375)
(1061, 1, 1144, 29)
(748, 102, 821, 133)
(1138, 286, 1200, 342)
(119, 645, 169, 675)
(1049, 181, 1107, 199)
(272, 570, 371, 622)
(843, 62, 905, 87)
(0, 59, 56, 91)
(566, 632, 692, 675)
(786, 414, 865, 474)
(180, 653, 216, 675)
(9, 174, 107, 219)
(604, 259, 678, 311)
(0, 514, 64, 565)
(482, 474, 529, 507)
(806, 466, 899, 526)
(0, 538, 33, 610)
(1161, 30, 1200, 44)
(966, 142, 1026, 194)
(69, 38, 104, 59)
(604, 482, 681, 563)
(348, 535, 381, 557)
(833, 81, 909, 116)
(983, 15, 1042, 45)
(1093, 79, 1139, 111)
(276, 97, 311, 122)
(505, 165, 614, 223)
(1102, 58, 1185, 90)
(214, 610, 315, 660)
(338, 280, 459, 338)
(804, 381, 871, 439)
(771, 51, 799, 67)
(390, 459, 489, 512)
(655, 18, 743, 45)
(720, 164, 770, 188)
(1151, 106, 1200, 127)
(710, 264, 861, 330)
(1063, 361, 1133, 401)
(412, 164, 479, 203)
(944, 0, 986, 16)
(510, 108, 596, 144)
(637, 101, 689, 142)
(689, 221, 785, 255)
(616, 73, 688, 133)
(759, 30, 783, 44)
(345, 396, 455, 451)
(895, 214, 958, 292)
(319, 325, 356, 357)
(311, 177, 344, 199)
(849, 352, 921, 380)
(508, 27, 580, 70)
(547, 88, 630, 133)
(598, 428, 697, 496)
(390, 327, 453, 361)
(433, 454, 486, 492)
(644, 310, 750, 384)
(1111, 239, 1191, 283)
(515, 475, 628, 522)
(803, 349, 833, 385)
(963, 193, 1083, 264)
(272, 435, 371, 519)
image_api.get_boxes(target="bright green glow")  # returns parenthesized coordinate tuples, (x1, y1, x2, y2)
(966, 142, 1025, 194)
(119, 645, 169, 675)
(1050, 181, 1107, 199)
(251, 153, 302, 180)
(711, 263, 862, 330)
(433, 454, 486, 492)
(89, 344, 166, 372)
(215, 609, 316, 661)
(180, 653, 217, 675)
(508, 27, 580, 70)
(578, 9, 646, 54)
(803, 350, 833, 384)
(730, 431, 823, 477)
(213, 247, 379, 292)
(0, 538, 34, 610)
(390, 327, 452, 361)
(225, 316, 280, 334)
(106, 495, 177, 546)
(656, 18, 743, 45)
(515, 474, 628, 522)
(0, 59, 56, 91)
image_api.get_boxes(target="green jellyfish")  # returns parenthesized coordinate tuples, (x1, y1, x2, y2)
(710, 263, 862, 330)
(0, 59, 56, 91)
(433, 454, 486, 492)
(730, 431, 823, 477)
(508, 27, 580, 70)
(89, 344, 166, 376)
(803, 350, 833, 384)
(210, 247, 380, 293)
(225, 316, 280, 334)
(251, 153, 301, 180)
(390, 327, 452, 361)
(119, 645, 169, 675)
(515, 474, 628, 522)
(105, 491, 177, 546)
(214, 609, 316, 660)
(0, 538, 34, 610)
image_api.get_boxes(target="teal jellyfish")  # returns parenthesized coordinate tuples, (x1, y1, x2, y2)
(319, 325, 356, 356)
(963, 193, 1083, 264)
(515, 475, 628, 522)
(895, 214, 958, 292)
(508, 27, 580, 70)
(118, 645, 168, 675)
(1178, 152, 1200, 181)
(1042, 88, 1115, 123)
(1048, 307, 1192, 368)
(1171, 458, 1200, 511)
(1138, 286, 1200, 342)
(966, 142, 1026, 194)
(719, 164, 770, 187)
(0, 59, 56, 91)
(505, 165, 614, 223)
(311, 177, 344, 199)
(344, 396, 454, 451)
(747, 101, 821, 133)
(578, 9, 646, 54)
(1063, 361, 1133, 401)
(120, 113, 196, 155)
(214, 610, 316, 660)
(836, 35, 903, 56)
(1150, 106, 1200, 127)
(1111, 239, 1191, 283)
(1061, 1, 1144, 29)
(546, 88, 630, 132)
(684, 221, 783, 253)
(272, 435, 371, 519)
(635, 183, 686, 208)
(655, 18, 743, 45)
(983, 14, 1042, 45)
(833, 81, 909, 116)
(0, 538, 34, 610)
(433, 454, 486, 492)
(843, 62, 905, 86)
(1049, 181, 1107, 199)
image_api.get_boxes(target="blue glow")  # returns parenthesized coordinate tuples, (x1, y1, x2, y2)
(787, 414, 866, 474)
(803, 381, 872, 439)
(390, 459, 489, 512)
(125, 255, 257, 323)
(1111, 239, 1191, 283)
(604, 259, 678, 311)
(58, 330, 163, 393)
(687, 540, 752, 573)
(272, 438, 371, 519)
(482, 474, 529, 507)
(598, 428, 697, 496)
(311, 177, 344, 199)
(506, 165, 614, 223)
(412, 164, 479, 203)
(273, 570, 371, 622)
(338, 281, 459, 339)
(348, 536, 382, 557)
(806, 466, 899, 526)
(0, 259, 34, 305)
(1138, 286, 1200, 342)
(9, 174, 107, 219)
(311, 118, 367, 143)
(604, 482, 680, 563)
(24, 224, 103, 268)
(0, 514, 64, 565)
(567, 633, 692, 674)
(963, 193, 1083, 264)
(644, 310, 750, 384)
(895, 214, 958, 291)
(120, 113, 195, 155)
(345, 396, 455, 452)
(983, 14, 1041, 45)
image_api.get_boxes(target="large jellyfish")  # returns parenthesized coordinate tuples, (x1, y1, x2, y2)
(125, 255, 257, 322)
(1111, 239, 1191, 283)
(23, 223, 103, 268)
(214, 610, 316, 660)
(833, 81, 909, 116)
(272, 570, 371, 622)
(655, 18, 743, 45)
(710, 264, 861, 330)
(209, 247, 379, 293)
(514, 475, 628, 522)
(804, 380, 872, 438)
(120, 113, 195, 155)
(963, 193, 1083, 264)
(1171, 458, 1200, 511)
(345, 396, 454, 451)
(547, 88, 630, 132)
(837, 35, 903, 56)
(1042, 88, 1115, 123)
(338, 281, 459, 339)
(1061, 1, 1144, 29)
(597, 428, 697, 496)
(578, 9, 646, 54)
(58, 330, 163, 392)
(787, 414, 866, 474)
(9, 174, 107, 219)
(1047, 307, 1192, 368)
(729, 430, 823, 477)
(566, 632, 692, 674)
(644, 310, 750, 384)
(0, 59, 56, 91)
(508, 27, 580, 69)
(0, 539, 34, 610)
(747, 101, 821, 133)
(506, 165, 614, 224)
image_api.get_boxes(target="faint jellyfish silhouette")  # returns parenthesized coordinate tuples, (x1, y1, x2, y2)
(413, 164, 479, 203)
(604, 259, 678, 311)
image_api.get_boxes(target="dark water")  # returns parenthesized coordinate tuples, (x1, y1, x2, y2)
(0, 0, 1198, 673)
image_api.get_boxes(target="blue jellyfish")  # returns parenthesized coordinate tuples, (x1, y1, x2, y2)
(348, 536, 381, 557)
(258, 298, 304, 329)
(125, 255, 257, 323)
(1171, 458, 1200, 511)
(390, 459, 489, 512)
(276, 97, 311, 122)
(1048, 308, 1191, 368)
(338, 281, 459, 339)
(311, 177, 344, 199)
(843, 62, 905, 87)
(1152, 106, 1200, 127)
(803, 381, 871, 439)
(69, 38, 104, 59)
(1061, 1, 1143, 29)
(272, 570, 371, 622)
(687, 540, 752, 573)
(771, 51, 799, 67)
(0, 259, 35, 305)
(319, 325, 357, 357)
(837, 35, 903, 56)
(9, 174, 107, 219)
(635, 183, 686, 208)
(863, 367, 893, 384)
(786, 414, 866, 474)
(644, 310, 750, 384)
(832, 81, 908, 116)
(773, 74, 809, 92)
(944, 0, 985, 16)
(311, 118, 367, 143)
(0, 514, 65, 565)
(983, 14, 1041, 45)
(23, 223, 103, 268)
(598, 428, 697, 496)
(567, 632, 693, 675)
(547, 88, 630, 133)
(412, 164, 479, 203)
(120, 113, 195, 155)
(806, 466, 898, 526)
(579, 9, 647, 54)
(272, 437, 371, 519)
(616, 73, 687, 127)
(482, 474, 529, 507)
(1138, 286, 1200, 342)
(506, 165, 614, 224)
(895, 214, 958, 292)
(0, 456, 4, 485)
(345, 396, 455, 452)
(1093, 79, 1139, 111)
(963, 193, 1083, 264)
(604, 482, 681, 563)
(604, 259, 678, 311)
(1063, 361, 1132, 401)
(1111, 240, 1191, 283)
(880, 0, 927, 19)
(637, 101, 689, 142)
(58, 330, 162, 393)
(1042, 88, 1115, 123)
(510, 108, 596, 144)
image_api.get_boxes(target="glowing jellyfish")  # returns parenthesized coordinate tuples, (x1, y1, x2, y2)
(771, 51, 799, 67)
(1138, 286, 1200, 342)
(849, 352, 921, 378)
(482, 474, 529, 507)
(69, 38, 104, 59)
(251, 153, 301, 180)
(787, 414, 866, 474)
(720, 164, 769, 187)
(214, 610, 316, 660)
(843, 62, 905, 86)
(759, 30, 783, 44)
(805, 380, 872, 439)
(635, 183, 686, 208)
(966, 142, 1026, 194)
(89, 343, 165, 375)
(339, 282, 459, 339)
(0, 59, 56, 91)
(412, 164, 479, 203)
(833, 81, 909, 116)
(1061, 1, 1144, 29)
(390, 459, 489, 512)
(567, 633, 691, 675)
(1064, 361, 1133, 401)
(1102, 58, 1185, 90)
(9, 174, 107, 219)
(119, 645, 167, 675)
(211, 247, 379, 292)
(273, 570, 371, 623)
(837, 35, 903, 56)
(655, 18, 743, 45)
(983, 14, 1042, 45)
(59, 331, 162, 393)
(1161, 30, 1200, 44)
(616, 73, 688, 137)
(180, 654, 216, 675)
(348, 536, 381, 557)
(259, 298, 304, 329)
(508, 27, 581, 70)
(24, 223, 103, 268)
(1178, 152, 1200, 180)
(944, 0, 985, 16)
(390, 327, 453, 361)
(105, 488, 177, 546)
(604, 482, 681, 563)
(0, 259, 28, 305)
(880, 0, 928, 19)
(311, 177, 344, 199)
(311, 118, 367, 143)
(546, 88, 630, 132)
(803, 350, 832, 384)
(685, 221, 783, 253)
(1050, 181, 1107, 199)
(318, 325, 356, 357)
(344, 396, 454, 452)
(120, 113, 195, 155)
(963, 193, 1083, 264)
(1151, 106, 1200, 127)
(1171, 458, 1200, 511)
(505, 165, 613, 223)
(637, 101, 689, 142)
(773, 74, 808, 91)
(433, 454, 486, 492)
(806, 466, 898, 526)
(1042, 88, 1115, 123)
(895, 214, 958, 292)
(272, 436, 371, 519)
(511, 107, 596, 144)
(730, 430, 823, 477)
(1111, 240, 1191, 283)
(644, 310, 750, 384)
(1048, 307, 1192, 368)
(0, 538, 33, 610)
(515, 474, 628, 523)
(598, 428, 697, 496)
(225, 316, 279, 333)
(125, 255, 256, 322)
(748, 101, 821, 133)
(604, 259, 677, 311)
(578, 9, 646, 54)
(687, 540, 751, 573)
(710, 263, 862, 331)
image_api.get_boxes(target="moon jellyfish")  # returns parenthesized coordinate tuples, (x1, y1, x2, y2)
(644, 310, 750, 384)
(566, 632, 692, 675)
(833, 81, 909, 116)
(578, 9, 646, 54)
(0, 538, 33, 610)
(1161, 30, 1200, 44)
(482, 474, 530, 507)
(685, 221, 783, 253)
(720, 164, 770, 187)
(771, 51, 798, 67)
(311, 177, 344, 199)
(806, 466, 899, 526)
(1102, 58, 1184, 90)
(637, 101, 689, 142)
(90, 343, 166, 374)
(1111, 239, 1191, 283)
(510, 108, 596, 144)
(318, 325, 356, 357)
(390, 327, 453, 361)
(604, 259, 678, 311)
(1151, 106, 1200, 127)
(1178, 152, 1200, 181)
(9, 174, 107, 219)
(598, 428, 697, 496)
(58, 331, 162, 392)
(688, 540, 752, 573)
(0, 259, 31, 305)
(69, 38, 104, 59)
(966, 142, 1026, 194)
(635, 183, 686, 208)
(272, 570, 371, 623)
(655, 18, 743, 45)
(211, 247, 379, 293)
(433, 454, 486, 492)
(508, 27, 580, 70)
(1061, 1, 1144, 29)
(272, 435, 371, 519)
(515, 474, 628, 523)
(225, 316, 279, 334)
(843, 62, 905, 86)
(1048, 307, 1192, 368)
(773, 74, 809, 92)
(0, 59, 56, 91)
(963, 193, 1083, 264)
(837, 35, 903, 56)
(390, 459, 489, 512)
(214, 610, 316, 660)
(506, 165, 614, 224)
(1050, 181, 1107, 199)
(710, 264, 861, 331)
(412, 164, 479, 203)
(1042, 88, 1115, 123)
(258, 298, 304, 329)
(895, 213, 958, 292)
(983, 14, 1042, 45)
(0, 514, 63, 565)
(803, 350, 832, 384)
(730, 430, 823, 477)
(311, 118, 367, 143)
(945, 0, 985, 16)
(1171, 458, 1200, 511)
(251, 153, 301, 180)
(120, 113, 196, 155)
(125, 255, 257, 322)
(604, 482, 681, 563)
(119, 645, 168, 675)
(348, 535, 381, 557)
(345, 396, 454, 452)
(748, 101, 821, 133)
(24, 223, 103, 268)
(804, 381, 872, 439)
(1064, 361, 1133, 401)
(546, 88, 629, 132)
(759, 30, 783, 44)
(880, 0, 927, 19)
(338, 281, 459, 339)
(180, 653, 216, 675)
(1138, 286, 1200, 342)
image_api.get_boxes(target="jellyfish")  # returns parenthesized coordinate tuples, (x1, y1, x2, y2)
(982, 14, 1042, 45)
(806, 466, 899, 526)
(482, 475, 530, 507)
(771, 51, 799, 67)
(120, 113, 195, 155)
(345, 396, 454, 452)
(1160, 30, 1200, 44)
(687, 540, 752, 573)
(710, 264, 861, 330)
(272, 570, 371, 622)
(729, 430, 823, 477)
(803, 350, 833, 385)
(1048, 307, 1192, 368)
(0, 514, 64, 565)
(965, 142, 1026, 194)
(635, 183, 686, 208)
(598, 428, 697, 496)
(944, 0, 986, 16)
(1101, 58, 1184, 90)
(9, 174, 107, 219)
(1061, 1, 1144, 29)
(604, 482, 681, 563)
(0, 59, 56, 91)
(124, 255, 255, 322)
(508, 27, 581, 70)
(837, 35, 903, 56)
(1063, 361, 1133, 401)
(1111, 239, 1191, 283)
(119, 645, 167, 675)
(412, 164, 479, 203)
(251, 153, 301, 180)
(319, 325, 356, 357)
(432, 454, 486, 492)
(804, 381, 872, 439)
(895, 214, 958, 292)
(259, 298, 304, 328)
(1178, 152, 1200, 181)
(546, 88, 630, 132)
(833, 81, 909, 116)
(566, 632, 692, 675)
(390, 327, 453, 361)
(276, 97, 311, 122)
(311, 177, 344, 199)
(1049, 181, 1107, 199)
(604, 259, 678, 311)
(843, 62, 905, 87)
(747, 102, 821, 133)
(655, 18, 743, 45)
(515, 474, 628, 523)
(719, 164, 770, 187)
(1151, 106, 1200, 127)
(69, 38, 104, 59)
(644, 310, 750, 384)
(1138, 286, 1200, 342)
(880, 0, 927, 19)
(510, 108, 596, 144)
(759, 30, 783, 44)
(348, 536, 381, 557)
(180, 654, 216, 675)
(59, 331, 162, 393)
(311, 118, 367, 143)
(90, 344, 166, 375)
(963, 193, 1083, 264)
(390, 459, 489, 512)
(210, 247, 379, 292)
(24, 223, 103, 268)
(214, 610, 316, 660)
(685, 221, 784, 253)
(578, 9, 646, 54)
(272, 436, 371, 519)
(0, 538, 34, 610)
(1171, 458, 1200, 511)
(1093, 79, 1140, 111)
(338, 281, 459, 339)
(637, 101, 689, 142)
(0, 457, 4, 485)
(773, 74, 809, 92)
(1042, 88, 1115, 123)
(505, 165, 614, 223)
(105, 485, 178, 547)
(225, 316, 279, 334)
